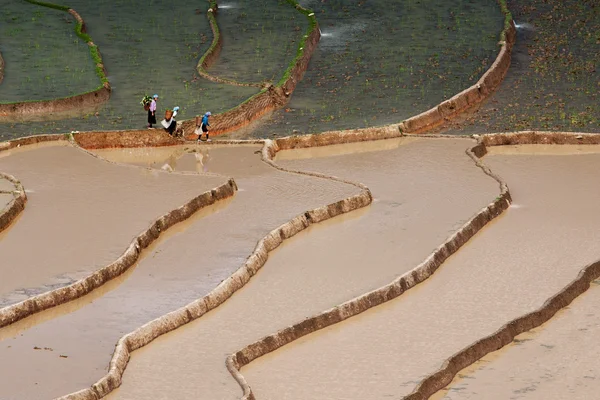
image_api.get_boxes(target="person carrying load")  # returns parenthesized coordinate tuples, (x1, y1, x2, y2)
(161, 106, 181, 137)
(147, 94, 159, 128)
(195, 112, 211, 142)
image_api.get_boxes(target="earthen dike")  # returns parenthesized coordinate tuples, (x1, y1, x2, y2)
(1, 1, 600, 399)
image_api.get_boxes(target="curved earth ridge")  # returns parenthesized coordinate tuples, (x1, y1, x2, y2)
(226, 135, 510, 399)
(2, 0, 514, 148)
(182, 0, 514, 138)
(0, 4, 110, 117)
(403, 131, 600, 399)
(0, 140, 238, 329)
(2, 128, 596, 398)
(49, 140, 371, 399)
(228, 130, 600, 400)
(196, 4, 265, 88)
(0, 171, 26, 233)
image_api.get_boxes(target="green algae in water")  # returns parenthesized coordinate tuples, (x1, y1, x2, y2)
(0, 2, 99, 102)
(246, 0, 504, 137)
(208, 0, 307, 84)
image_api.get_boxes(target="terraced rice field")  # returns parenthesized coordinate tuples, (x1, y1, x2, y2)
(1, 0, 600, 399)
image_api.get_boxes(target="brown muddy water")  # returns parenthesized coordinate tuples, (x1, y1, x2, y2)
(0, 142, 224, 307)
(432, 280, 600, 400)
(0, 193, 12, 211)
(105, 138, 498, 399)
(242, 147, 600, 399)
(0, 145, 356, 399)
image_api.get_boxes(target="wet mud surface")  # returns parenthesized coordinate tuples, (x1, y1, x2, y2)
(0, 143, 224, 307)
(242, 147, 600, 399)
(105, 138, 498, 399)
(0, 144, 356, 399)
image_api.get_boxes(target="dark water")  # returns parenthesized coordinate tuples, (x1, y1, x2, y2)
(0, 0, 503, 139)
(442, 0, 600, 135)
(248, 0, 504, 137)
(0, 2, 98, 101)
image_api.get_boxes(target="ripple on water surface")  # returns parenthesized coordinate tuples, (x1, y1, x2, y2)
(101, 138, 499, 400)
(242, 147, 600, 400)
(433, 280, 600, 400)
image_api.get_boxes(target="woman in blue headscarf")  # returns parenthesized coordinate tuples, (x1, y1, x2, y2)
(196, 112, 211, 142)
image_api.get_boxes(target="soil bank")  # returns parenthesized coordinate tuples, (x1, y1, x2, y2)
(106, 137, 498, 399)
(242, 146, 600, 399)
(0, 145, 355, 399)
(0, 143, 224, 307)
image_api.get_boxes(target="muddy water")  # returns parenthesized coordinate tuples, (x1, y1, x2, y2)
(443, 279, 600, 399)
(242, 148, 600, 399)
(0, 143, 224, 307)
(0, 177, 16, 192)
(0, 194, 12, 211)
(433, 281, 600, 399)
(0, 145, 356, 399)
(0, 176, 15, 210)
(105, 138, 498, 399)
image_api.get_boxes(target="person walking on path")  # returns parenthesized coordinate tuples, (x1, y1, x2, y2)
(197, 111, 212, 142)
(148, 94, 159, 128)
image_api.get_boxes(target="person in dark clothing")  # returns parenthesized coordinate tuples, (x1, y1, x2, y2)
(148, 94, 158, 128)
(196, 111, 211, 142)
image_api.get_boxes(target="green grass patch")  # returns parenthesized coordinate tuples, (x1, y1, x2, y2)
(17, 0, 109, 96)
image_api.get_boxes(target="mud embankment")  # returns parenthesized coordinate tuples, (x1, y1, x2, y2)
(431, 280, 600, 399)
(237, 132, 600, 400)
(0, 171, 26, 234)
(0, 143, 235, 329)
(103, 138, 500, 400)
(0, 144, 366, 399)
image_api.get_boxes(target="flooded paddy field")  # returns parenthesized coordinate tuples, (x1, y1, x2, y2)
(0, 0, 502, 139)
(0, 144, 356, 399)
(247, 0, 504, 138)
(0, 142, 224, 308)
(1, 0, 599, 398)
(433, 280, 600, 400)
(1, 138, 600, 399)
(0, 2, 98, 102)
(443, 0, 600, 135)
(242, 145, 600, 399)
(104, 138, 498, 399)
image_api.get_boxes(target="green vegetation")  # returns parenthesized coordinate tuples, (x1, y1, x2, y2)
(196, 0, 221, 75)
(498, 0, 513, 42)
(195, 0, 317, 116)
(276, 0, 318, 87)
(0, 0, 109, 104)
